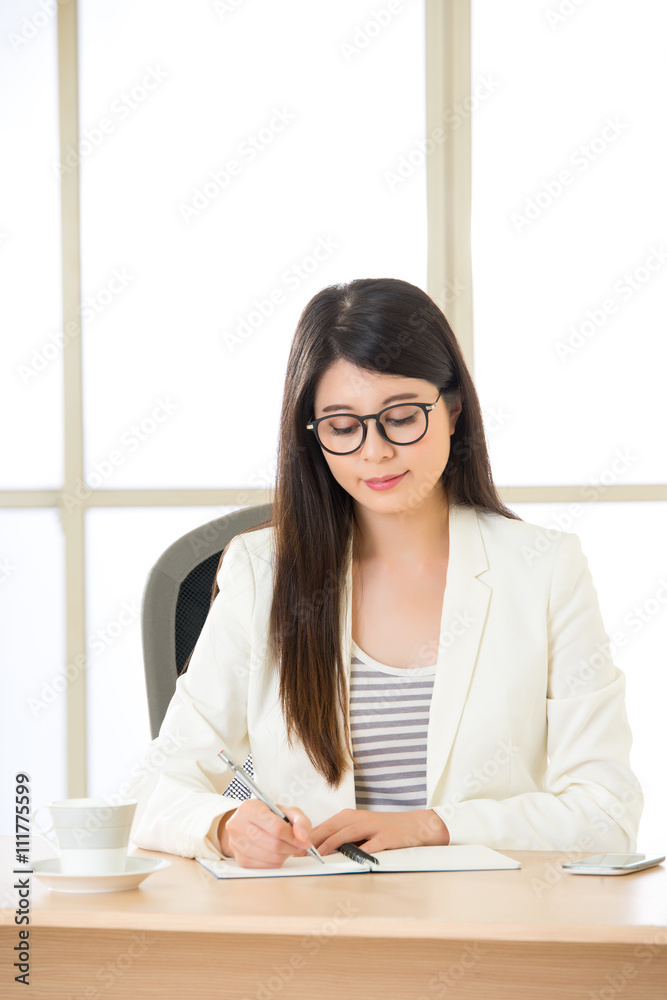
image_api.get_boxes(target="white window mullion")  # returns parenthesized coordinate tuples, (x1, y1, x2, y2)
(58, 0, 87, 797)
(425, 0, 473, 373)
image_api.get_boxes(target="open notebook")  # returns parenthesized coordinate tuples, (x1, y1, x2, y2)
(197, 844, 521, 879)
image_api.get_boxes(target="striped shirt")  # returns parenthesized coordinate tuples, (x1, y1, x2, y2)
(350, 640, 436, 811)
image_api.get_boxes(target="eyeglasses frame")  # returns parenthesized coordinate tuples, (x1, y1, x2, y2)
(306, 390, 443, 456)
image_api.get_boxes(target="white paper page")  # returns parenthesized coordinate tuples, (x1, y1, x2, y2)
(197, 844, 520, 878)
(371, 845, 521, 872)
(196, 853, 368, 879)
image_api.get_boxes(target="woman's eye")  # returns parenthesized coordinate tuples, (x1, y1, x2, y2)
(388, 413, 418, 427)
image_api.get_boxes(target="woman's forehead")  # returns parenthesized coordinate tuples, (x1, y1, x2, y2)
(314, 359, 428, 403)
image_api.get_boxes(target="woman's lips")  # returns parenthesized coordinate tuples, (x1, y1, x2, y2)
(364, 472, 407, 491)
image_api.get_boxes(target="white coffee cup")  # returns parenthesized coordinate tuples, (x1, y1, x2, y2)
(32, 798, 137, 875)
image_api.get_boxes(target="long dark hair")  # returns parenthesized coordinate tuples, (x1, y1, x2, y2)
(225, 278, 519, 786)
(201, 278, 521, 786)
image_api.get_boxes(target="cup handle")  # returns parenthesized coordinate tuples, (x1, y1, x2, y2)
(31, 807, 58, 845)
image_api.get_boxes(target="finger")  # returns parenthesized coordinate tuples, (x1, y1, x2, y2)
(283, 807, 316, 849)
(311, 809, 358, 845)
(239, 813, 317, 866)
(229, 811, 300, 856)
(229, 824, 299, 868)
(283, 806, 312, 835)
(355, 836, 386, 855)
(240, 803, 306, 852)
(317, 828, 365, 856)
(235, 848, 291, 869)
(310, 821, 334, 843)
(259, 816, 306, 853)
(316, 839, 337, 857)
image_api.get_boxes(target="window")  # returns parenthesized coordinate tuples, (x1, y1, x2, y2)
(3, 0, 663, 852)
(1, 0, 427, 832)
(471, 0, 667, 849)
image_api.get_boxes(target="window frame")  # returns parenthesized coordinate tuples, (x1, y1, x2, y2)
(1, 0, 664, 795)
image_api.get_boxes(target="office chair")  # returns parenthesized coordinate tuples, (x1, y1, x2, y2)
(141, 502, 273, 800)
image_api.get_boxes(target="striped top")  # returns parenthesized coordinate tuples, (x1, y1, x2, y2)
(350, 641, 436, 812)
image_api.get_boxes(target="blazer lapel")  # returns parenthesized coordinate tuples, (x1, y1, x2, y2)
(426, 505, 491, 803)
(340, 505, 491, 807)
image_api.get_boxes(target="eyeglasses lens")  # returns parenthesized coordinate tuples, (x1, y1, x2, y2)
(318, 405, 427, 454)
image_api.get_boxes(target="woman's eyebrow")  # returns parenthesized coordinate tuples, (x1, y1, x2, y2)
(320, 392, 419, 413)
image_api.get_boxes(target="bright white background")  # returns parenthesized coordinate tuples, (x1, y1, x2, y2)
(2, 0, 665, 852)
(78, 0, 428, 488)
(0, 6, 62, 487)
(472, 0, 667, 486)
(1, 0, 427, 830)
(471, 0, 667, 849)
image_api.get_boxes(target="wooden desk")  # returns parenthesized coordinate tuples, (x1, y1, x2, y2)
(1, 840, 665, 999)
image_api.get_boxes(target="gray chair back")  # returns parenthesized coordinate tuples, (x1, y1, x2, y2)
(140, 504, 273, 739)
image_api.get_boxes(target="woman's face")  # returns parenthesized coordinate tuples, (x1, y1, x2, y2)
(311, 359, 461, 516)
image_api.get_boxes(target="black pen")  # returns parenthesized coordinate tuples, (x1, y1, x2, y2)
(337, 843, 380, 867)
(218, 749, 325, 864)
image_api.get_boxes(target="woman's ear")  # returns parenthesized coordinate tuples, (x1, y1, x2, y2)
(448, 391, 463, 434)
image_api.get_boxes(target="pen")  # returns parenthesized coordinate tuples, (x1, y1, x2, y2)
(337, 843, 380, 867)
(218, 749, 325, 864)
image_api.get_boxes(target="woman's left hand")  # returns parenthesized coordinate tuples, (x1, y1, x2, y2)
(310, 808, 450, 856)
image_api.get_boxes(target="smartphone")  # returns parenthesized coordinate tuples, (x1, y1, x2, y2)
(561, 853, 665, 875)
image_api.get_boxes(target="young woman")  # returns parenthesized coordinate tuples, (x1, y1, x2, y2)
(128, 278, 643, 867)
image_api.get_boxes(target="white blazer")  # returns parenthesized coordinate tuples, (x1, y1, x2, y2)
(127, 505, 643, 859)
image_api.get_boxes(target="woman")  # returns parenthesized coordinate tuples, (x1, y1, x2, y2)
(128, 277, 643, 867)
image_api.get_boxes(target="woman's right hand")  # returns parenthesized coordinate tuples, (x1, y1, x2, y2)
(218, 799, 314, 868)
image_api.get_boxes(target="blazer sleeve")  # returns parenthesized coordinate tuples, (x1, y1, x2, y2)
(126, 534, 256, 860)
(439, 530, 644, 852)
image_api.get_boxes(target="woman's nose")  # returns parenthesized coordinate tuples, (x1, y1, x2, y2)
(359, 419, 394, 459)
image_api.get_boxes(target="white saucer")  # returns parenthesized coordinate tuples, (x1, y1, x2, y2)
(32, 856, 171, 893)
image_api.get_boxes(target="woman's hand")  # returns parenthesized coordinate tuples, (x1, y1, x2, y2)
(218, 799, 315, 868)
(310, 808, 450, 856)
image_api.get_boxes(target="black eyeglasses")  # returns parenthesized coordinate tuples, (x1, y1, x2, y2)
(306, 391, 442, 455)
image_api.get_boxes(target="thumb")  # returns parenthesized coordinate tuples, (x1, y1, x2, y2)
(284, 807, 312, 843)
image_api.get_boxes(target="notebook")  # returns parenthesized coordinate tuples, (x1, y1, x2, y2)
(197, 844, 521, 879)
